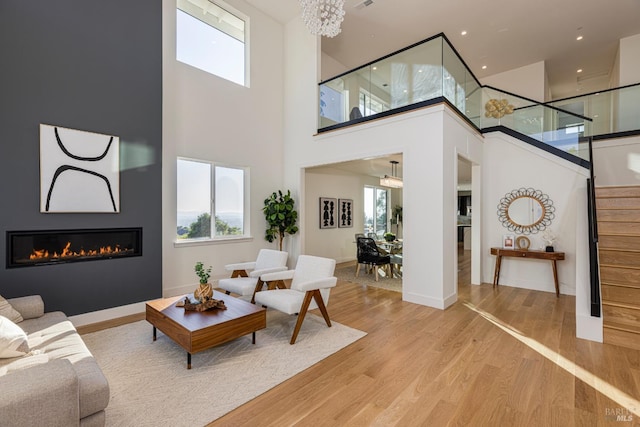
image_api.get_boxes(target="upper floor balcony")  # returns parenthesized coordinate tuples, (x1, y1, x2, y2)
(318, 33, 640, 168)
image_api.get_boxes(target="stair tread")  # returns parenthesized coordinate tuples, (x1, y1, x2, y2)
(603, 321, 640, 334)
(602, 300, 640, 310)
(601, 281, 640, 289)
(600, 263, 640, 270)
(599, 247, 640, 253)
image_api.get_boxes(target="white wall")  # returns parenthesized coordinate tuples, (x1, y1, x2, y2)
(304, 168, 372, 262)
(619, 33, 640, 86)
(481, 61, 548, 102)
(162, 0, 286, 296)
(320, 52, 348, 82)
(592, 136, 640, 186)
(481, 132, 590, 296)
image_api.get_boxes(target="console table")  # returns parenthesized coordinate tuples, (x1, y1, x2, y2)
(490, 248, 565, 297)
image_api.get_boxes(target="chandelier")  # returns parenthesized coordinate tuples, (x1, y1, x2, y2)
(300, 0, 346, 38)
(380, 160, 403, 189)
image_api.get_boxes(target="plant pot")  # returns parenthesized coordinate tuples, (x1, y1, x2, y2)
(194, 283, 213, 302)
(545, 246, 554, 252)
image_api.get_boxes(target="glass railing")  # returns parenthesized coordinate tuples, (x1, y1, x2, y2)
(481, 86, 592, 162)
(318, 33, 594, 164)
(545, 83, 640, 137)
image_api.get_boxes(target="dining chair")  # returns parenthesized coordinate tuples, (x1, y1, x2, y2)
(356, 237, 391, 281)
(217, 249, 289, 303)
(254, 255, 337, 344)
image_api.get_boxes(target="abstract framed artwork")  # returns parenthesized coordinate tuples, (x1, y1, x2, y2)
(337, 198, 353, 228)
(319, 197, 337, 229)
(40, 124, 120, 213)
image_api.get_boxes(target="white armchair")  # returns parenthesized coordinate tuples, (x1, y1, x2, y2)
(217, 249, 289, 303)
(254, 255, 337, 344)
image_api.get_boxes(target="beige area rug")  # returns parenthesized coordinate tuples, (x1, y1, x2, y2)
(334, 262, 403, 292)
(82, 310, 366, 427)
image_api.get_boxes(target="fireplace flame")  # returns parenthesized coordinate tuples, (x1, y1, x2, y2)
(29, 242, 130, 261)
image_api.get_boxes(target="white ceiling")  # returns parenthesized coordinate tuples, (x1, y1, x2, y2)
(247, 0, 640, 99)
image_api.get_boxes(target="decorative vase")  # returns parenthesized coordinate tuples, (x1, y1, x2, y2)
(194, 283, 213, 302)
(545, 245, 554, 252)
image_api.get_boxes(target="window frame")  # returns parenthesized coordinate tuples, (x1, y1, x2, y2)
(364, 185, 389, 238)
(175, 157, 251, 246)
(176, 0, 250, 87)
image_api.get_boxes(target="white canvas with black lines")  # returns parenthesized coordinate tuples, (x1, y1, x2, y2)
(40, 124, 120, 213)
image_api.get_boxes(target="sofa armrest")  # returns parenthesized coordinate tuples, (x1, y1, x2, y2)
(0, 359, 79, 427)
(7, 295, 44, 320)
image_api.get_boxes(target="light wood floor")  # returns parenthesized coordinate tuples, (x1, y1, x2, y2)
(208, 247, 640, 426)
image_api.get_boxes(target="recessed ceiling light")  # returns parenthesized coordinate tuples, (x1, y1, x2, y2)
(577, 69, 583, 73)
(372, 66, 377, 70)
(461, 30, 467, 36)
(576, 35, 583, 41)
(482, 65, 487, 70)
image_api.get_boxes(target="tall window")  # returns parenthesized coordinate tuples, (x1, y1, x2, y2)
(177, 158, 248, 240)
(364, 186, 388, 237)
(176, 0, 247, 86)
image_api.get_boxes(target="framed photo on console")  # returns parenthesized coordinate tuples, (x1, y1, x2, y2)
(502, 234, 515, 249)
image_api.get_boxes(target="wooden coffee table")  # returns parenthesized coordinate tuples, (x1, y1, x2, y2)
(145, 291, 266, 369)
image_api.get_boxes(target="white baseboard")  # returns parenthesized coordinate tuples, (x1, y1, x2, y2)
(576, 313, 603, 343)
(402, 291, 452, 310)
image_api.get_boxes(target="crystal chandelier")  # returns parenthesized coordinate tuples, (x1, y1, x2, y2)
(300, 0, 346, 38)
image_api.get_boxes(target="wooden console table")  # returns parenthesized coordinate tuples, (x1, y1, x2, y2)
(490, 248, 565, 297)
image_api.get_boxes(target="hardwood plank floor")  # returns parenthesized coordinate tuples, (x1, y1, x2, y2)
(209, 247, 640, 426)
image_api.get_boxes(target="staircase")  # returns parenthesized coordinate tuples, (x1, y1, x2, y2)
(595, 185, 640, 350)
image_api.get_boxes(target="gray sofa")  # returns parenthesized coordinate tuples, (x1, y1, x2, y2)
(0, 295, 109, 427)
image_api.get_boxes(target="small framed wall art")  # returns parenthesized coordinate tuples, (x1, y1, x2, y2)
(319, 197, 337, 229)
(337, 198, 353, 228)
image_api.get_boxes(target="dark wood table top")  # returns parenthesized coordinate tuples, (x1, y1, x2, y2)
(490, 247, 565, 260)
(146, 291, 265, 333)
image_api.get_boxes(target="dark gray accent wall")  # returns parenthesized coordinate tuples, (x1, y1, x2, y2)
(0, 1, 163, 315)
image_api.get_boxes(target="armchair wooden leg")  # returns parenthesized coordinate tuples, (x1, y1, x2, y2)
(250, 278, 265, 304)
(374, 266, 379, 281)
(231, 269, 248, 278)
(291, 291, 314, 345)
(355, 263, 361, 277)
(312, 289, 332, 328)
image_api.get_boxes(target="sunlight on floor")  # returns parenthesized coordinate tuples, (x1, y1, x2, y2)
(463, 301, 640, 417)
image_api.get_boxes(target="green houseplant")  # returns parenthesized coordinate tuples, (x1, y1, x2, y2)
(263, 190, 299, 251)
(194, 261, 213, 301)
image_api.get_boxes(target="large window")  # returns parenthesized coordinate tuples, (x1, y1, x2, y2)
(176, 0, 247, 86)
(177, 158, 248, 241)
(364, 186, 388, 237)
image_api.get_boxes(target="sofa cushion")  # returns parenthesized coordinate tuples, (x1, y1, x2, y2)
(0, 295, 23, 323)
(19, 312, 110, 419)
(0, 315, 29, 358)
(0, 352, 49, 376)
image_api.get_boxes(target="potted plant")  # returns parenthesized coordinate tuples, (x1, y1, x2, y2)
(263, 190, 299, 251)
(384, 232, 396, 242)
(194, 261, 213, 301)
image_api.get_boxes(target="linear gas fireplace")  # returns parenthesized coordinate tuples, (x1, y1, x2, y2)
(7, 228, 142, 268)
